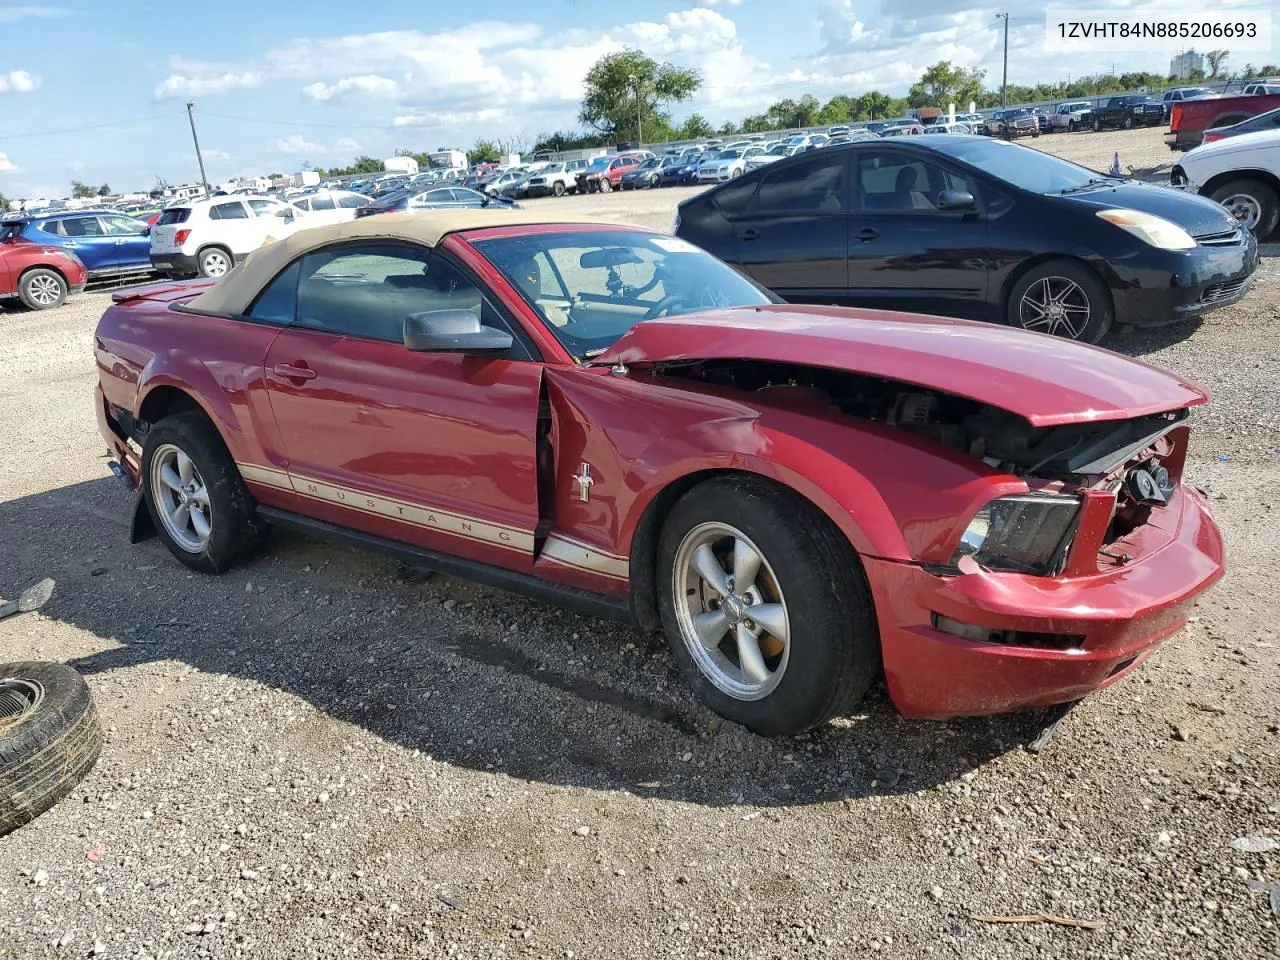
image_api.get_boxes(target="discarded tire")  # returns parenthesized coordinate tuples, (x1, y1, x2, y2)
(0, 662, 103, 835)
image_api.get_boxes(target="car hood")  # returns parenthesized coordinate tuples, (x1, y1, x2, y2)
(593, 305, 1209, 427)
(1062, 180, 1238, 236)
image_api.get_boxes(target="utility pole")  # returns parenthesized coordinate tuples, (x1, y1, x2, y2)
(186, 101, 211, 199)
(630, 76, 643, 147)
(995, 12, 1010, 108)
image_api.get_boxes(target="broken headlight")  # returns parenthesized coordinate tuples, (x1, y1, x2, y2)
(951, 494, 1081, 575)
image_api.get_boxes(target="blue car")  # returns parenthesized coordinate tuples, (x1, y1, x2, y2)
(4, 210, 153, 280)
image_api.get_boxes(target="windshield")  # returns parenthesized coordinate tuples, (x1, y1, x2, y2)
(920, 137, 1116, 193)
(472, 230, 775, 358)
(765, 144, 789, 155)
(718, 150, 743, 160)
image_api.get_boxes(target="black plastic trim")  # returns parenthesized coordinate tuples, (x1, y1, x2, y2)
(256, 506, 635, 624)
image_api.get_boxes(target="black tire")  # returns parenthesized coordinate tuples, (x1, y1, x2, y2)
(1007, 259, 1113, 344)
(17, 268, 67, 310)
(1093, 117, 1103, 132)
(656, 477, 879, 737)
(552, 181, 566, 197)
(197, 246, 233, 279)
(140, 411, 261, 573)
(1123, 115, 1134, 130)
(1032, 129, 1040, 138)
(1209, 178, 1280, 238)
(0, 662, 102, 836)
(599, 178, 612, 193)
(1068, 120, 1077, 132)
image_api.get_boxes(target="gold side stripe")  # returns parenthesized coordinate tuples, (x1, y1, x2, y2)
(542, 534, 630, 580)
(236, 462, 533, 554)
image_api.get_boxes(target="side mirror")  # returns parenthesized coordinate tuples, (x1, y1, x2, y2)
(403, 310, 512, 354)
(937, 190, 976, 212)
(141, 226, 151, 236)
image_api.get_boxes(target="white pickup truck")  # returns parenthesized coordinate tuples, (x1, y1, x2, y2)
(1049, 101, 1093, 132)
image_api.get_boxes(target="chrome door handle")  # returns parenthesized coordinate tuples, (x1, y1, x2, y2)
(273, 363, 317, 381)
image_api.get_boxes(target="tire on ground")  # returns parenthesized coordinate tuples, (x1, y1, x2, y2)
(0, 662, 103, 836)
(197, 246, 233, 279)
(656, 476, 879, 737)
(1209, 178, 1280, 238)
(1006, 258, 1113, 344)
(140, 411, 262, 573)
(18, 268, 67, 310)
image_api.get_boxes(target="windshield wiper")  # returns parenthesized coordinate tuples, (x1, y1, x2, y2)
(1059, 176, 1124, 194)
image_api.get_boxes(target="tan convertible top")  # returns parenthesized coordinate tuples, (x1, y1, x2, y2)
(185, 209, 621, 316)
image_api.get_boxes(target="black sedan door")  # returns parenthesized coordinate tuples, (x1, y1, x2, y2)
(844, 146, 991, 320)
(727, 150, 851, 303)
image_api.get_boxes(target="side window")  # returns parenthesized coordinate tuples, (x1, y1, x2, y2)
(39, 219, 65, 237)
(247, 199, 282, 218)
(211, 201, 249, 220)
(293, 198, 312, 211)
(62, 217, 105, 237)
(103, 215, 146, 236)
(247, 260, 301, 326)
(309, 194, 335, 211)
(711, 175, 759, 218)
(856, 151, 974, 213)
(757, 153, 846, 214)
(338, 194, 367, 208)
(291, 243, 526, 354)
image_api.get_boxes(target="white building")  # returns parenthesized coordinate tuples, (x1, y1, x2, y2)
(1170, 50, 1204, 80)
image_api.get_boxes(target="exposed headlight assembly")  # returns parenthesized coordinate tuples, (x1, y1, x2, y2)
(951, 493, 1081, 575)
(1096, 208, 1196, 250)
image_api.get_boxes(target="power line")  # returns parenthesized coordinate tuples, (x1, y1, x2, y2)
(198, 110, 405, 131)
(0, 115, 170, 140)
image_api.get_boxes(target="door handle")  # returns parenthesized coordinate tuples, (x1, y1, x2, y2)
(63, 241, 78, 247)
(856, 228, 880, 242)
(114, 238, 128, 244)
(273, 362, 317, 382)
(738, 228, 759, 241)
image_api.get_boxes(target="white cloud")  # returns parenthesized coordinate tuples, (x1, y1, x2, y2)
(0, 152, 19, 174)
(0, 70, 41, 93)
(333, 137, 362, 152)
(693, 0, 742, 5)
(302, 74, 399, 101)
(0, 6, 66, 23)
(271, 134, 327, 154)
(154, 69, 261, 99)
(67, 160, 84, 172)
(393, 107, 510, 127)
(201, 148, 231, 161)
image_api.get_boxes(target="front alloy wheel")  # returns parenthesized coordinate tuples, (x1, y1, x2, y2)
(672, 523, 789, 700)
(1018, 276, 1092, 339)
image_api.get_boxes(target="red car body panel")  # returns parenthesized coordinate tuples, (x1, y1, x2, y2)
(91, 221, 1226, 720)
(0, 239, 88, 300)
(596, 305, 1211, 427)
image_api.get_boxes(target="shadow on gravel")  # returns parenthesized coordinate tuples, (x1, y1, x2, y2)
(1103, 316, 1206, 359)
(3, 476, 1055, 808)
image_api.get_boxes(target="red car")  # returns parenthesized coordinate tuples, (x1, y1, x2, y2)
(0, 229, 88, 309)
(92, 212, 1224, 736)
(576, 155, 642, 193)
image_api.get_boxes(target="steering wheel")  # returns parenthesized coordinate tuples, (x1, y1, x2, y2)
(642, 295, 687, 321)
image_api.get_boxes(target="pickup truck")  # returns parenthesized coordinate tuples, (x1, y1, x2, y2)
(1091, 95, 1165, 131)
(1168, 91, 1280, 150)
(1049, 101, 1093, 132)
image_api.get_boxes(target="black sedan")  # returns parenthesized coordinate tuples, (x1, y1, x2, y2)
(674, 136, 1259, 343)
(354, 186, 517, 218)
(1202, 107, 1280, 143)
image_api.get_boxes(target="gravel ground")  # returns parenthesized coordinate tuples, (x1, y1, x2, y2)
(1, 129, 1278, 959)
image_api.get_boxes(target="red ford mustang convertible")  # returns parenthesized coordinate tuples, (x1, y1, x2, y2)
(93, 212, 1224, 735)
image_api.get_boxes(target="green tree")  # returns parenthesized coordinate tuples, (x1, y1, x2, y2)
(679, 114, 715, 139)
(717, 120, 739, 136)
(1206, 50, 1229, 78)
(817, 95, 857, 125)
(0, 190, 9, 213)
(70, 180, 97, 199)
(856, 91, 891, 121)
(579, 48, 701, 141)
(907, 60, 986, 109)
(468, 139, 501, 164)
(98, 183, 111, 196)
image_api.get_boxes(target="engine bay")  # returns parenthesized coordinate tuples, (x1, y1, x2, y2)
(652, 358, 1187, 482)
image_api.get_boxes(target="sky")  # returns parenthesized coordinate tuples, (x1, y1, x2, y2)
(0, 0, 1274, 198)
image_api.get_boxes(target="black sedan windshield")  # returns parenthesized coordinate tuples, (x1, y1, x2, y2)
(918, 137, 1113, 194)
(473, 230, 775, 358)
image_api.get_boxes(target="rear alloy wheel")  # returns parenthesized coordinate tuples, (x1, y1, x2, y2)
(1008, 260, 1112, 344)
(1093, 117, 1103, 132)
(198, 247, 232, 278)
(141, 412, 261, 573)
(657, 478, 878, 736)
(1209, 178, 1280, 237)
(599, 178, 612, 193)
(1123, 115, 1134, 130)
(17, 269, 67, 310)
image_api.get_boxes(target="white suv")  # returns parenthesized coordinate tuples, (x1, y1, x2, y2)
(149, 196, 302, 278)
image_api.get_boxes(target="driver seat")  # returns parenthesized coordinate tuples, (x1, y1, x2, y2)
(512, 257, 571, 328)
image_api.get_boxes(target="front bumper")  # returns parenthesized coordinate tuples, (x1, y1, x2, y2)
(150, 252, 199, 276)
(865, 485, 1225, 719)
(1104, 229, 1259, 326)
